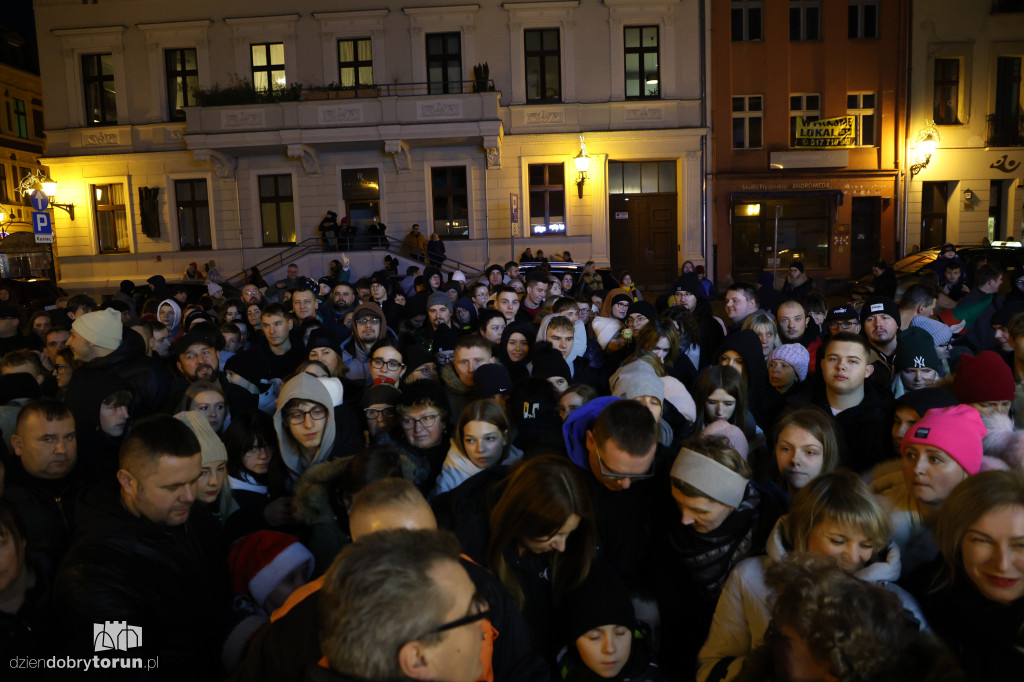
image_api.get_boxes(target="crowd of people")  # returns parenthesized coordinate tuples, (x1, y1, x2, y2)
(0, 242, 1022, 682)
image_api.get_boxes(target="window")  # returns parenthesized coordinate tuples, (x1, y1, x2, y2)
(258, 174, 295, 245)
(175, 179, 211, 250)
(165, 49, 198, 122)
(733, 95, 763, 149)
(624, 26, 659, 99)
(12, 99, 27, 139)
(732, 0, 763, 41)
(934, 58, 961, 125)
(847, 92, 876, 146)
(608, 161, 676, 194)
(790, 1, 821, 41)
(992, 56, 1022, 146)
(251, 43, 286, 93)
(431, 167, 469, 239)
(790, 93, 820, 147)
(731, 198, 831, 274)
(527, 164, 566, 236)
(82, 53, 117, 126)
(848, 0, 879, 39)
(920, 182, 949, 250)
(426, 32, 463, 95)
(93, 183, 129, 254)
(338, 38, 373, 88)
(0, 165, 9, 204)
(525, 29, 560, 102)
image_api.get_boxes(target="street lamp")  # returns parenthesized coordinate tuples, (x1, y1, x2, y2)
(910, 121, 940, 178)
(574, 135, 590, 199)
(17, 169, 75, 220)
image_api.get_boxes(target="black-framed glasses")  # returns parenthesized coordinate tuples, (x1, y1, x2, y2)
(401, 413, 441, 429)
(418, 596, 491, 638)
(595, 445, 655, 481)
(355, 316, 381, 326)
(364, 407, 395, 419)
(828, 320, 858, 330)
(284, 405, 329, 424)
(370, 358, 404, 371)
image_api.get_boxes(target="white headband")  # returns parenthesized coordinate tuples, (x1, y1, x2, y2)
(670, 448, 749, 508)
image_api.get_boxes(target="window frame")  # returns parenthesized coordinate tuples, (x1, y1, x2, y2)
(732, 94, 764, 150)
(165, 48, 198, 122)
(524, 28, 561, 103)
(731, 0, 763, 42)
(92, 182, 130, 254)
(81, 52, 118, 126)
(250, 42, 286, 93)
(933, 58, 961, 125)
(848, 0, 879, 40)
(526, 163, 567, 237)
(174, 178, 212, 251)
(338, 37, 374, 88)
(257, 173, 296, 246)
(790, 0, 821, 42)
(429, 165, 470, 240)
(847, 91, 877, 147)
(12, 99, 28, 139)
(425, 31, 463, 95)
(624, 25, 660, 100)
(789, 93, 821, 147)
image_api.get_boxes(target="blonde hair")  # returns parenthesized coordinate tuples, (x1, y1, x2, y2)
(785, 470, 891, 558)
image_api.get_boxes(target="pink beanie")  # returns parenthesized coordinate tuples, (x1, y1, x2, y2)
(768, 343, 809, 382)
(701, 420, 750, 461)
(901, 404, 988, 474)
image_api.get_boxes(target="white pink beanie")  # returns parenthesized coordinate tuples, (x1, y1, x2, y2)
(768, 344, 809, 382)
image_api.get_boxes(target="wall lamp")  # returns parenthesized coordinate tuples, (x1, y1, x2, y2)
(17, 169, 75, 220)
(574, 135, 590, 199)
(910, 121, 940, 178)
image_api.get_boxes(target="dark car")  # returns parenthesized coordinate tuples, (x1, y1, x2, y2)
(515, 261, 619, 292)
(0, 277, 65, 313)
(129, 279, 239, 306)
(854, 243, 1024, 298)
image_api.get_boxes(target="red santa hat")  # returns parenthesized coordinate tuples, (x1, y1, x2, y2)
(227, 531, 314, 607)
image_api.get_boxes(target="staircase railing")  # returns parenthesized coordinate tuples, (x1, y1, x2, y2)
(222, 237, 326, 287)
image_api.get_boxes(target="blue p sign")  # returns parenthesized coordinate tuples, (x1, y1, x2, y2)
(32, 211, 52, 234)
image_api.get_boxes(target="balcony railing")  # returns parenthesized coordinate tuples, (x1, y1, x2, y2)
(986, 113, 1024, 147)
(194, 79, 495, 107)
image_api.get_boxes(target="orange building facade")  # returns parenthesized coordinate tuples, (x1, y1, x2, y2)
(709, 0, 909, 287)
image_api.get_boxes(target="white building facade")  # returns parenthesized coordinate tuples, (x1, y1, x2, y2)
(906, 0, 1024, 251)
(34, 0, 706, 289)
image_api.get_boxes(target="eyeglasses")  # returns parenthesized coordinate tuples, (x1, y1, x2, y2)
(401, 413, 441, 430)
(370, 358, 404, 371)
(355, 317, 381, 326)
(595, 445, 655, 481)
(284, 405, 329, 424)
(828, 320, 858, 330)
(53, 364, 71, 373)
(364, 407, 395, 419)
(613, 301, 630, 308)
(243, 445, 270, 459)
(417, 595, 491, 639)
(627, 314, 648, 327)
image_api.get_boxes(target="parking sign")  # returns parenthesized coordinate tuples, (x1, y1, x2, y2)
(33, 211, 53, 243)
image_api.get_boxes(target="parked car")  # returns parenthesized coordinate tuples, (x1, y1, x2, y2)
(515, 261, 620, 292)
(853, 243, 1024, 298)
(0, 277, 65, 313)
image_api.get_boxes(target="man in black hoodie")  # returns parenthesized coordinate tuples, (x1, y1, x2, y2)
(66, 308, 172, 418)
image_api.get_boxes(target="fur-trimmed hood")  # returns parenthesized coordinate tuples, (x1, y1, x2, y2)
(292, 456, 351, 525)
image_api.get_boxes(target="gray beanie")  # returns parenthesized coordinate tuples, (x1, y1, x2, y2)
(610, 361, 664, 403)
(426, 291, 453, 312)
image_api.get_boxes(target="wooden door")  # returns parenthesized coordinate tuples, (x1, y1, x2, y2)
(609, 195, 677, 292)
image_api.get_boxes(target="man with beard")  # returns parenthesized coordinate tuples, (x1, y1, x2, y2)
(340, 302, 394, 387)
(163, 323, 256, 418)
(776, 299, 818, 347)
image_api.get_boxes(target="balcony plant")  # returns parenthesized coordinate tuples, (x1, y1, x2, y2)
(195, 76, 303, 106)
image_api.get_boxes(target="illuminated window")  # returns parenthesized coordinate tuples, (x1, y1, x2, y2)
(82, 53, 117, 125)
(338, 38, 373, 88)
(528, 164, 565, 236)
(624, 26, 659, 99)
(251, 43, 286, 93)
(93, 183, 129, 254)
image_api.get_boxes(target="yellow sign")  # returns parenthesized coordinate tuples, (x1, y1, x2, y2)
(795, 116, 856, 148)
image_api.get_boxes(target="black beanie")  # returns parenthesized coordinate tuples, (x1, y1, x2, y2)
(560, 564, 635, 643)
(531, 342, 572, 381)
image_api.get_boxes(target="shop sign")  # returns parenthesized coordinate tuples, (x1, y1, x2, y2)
(794, 116, 856, 148)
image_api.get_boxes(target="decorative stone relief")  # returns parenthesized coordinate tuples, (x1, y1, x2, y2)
(286, 144, 321, 176)
(82, 131, 120, 146)
(417, 101, 463, 120)
(317, 105, 363, 125)
(625, 107, 664, 121)
(192, 149, 237, 180)
(385, 140, 412, 173)
(220, 109, 266, 128)
(526, 110, 564, 124)
(483, 135, 502, 170)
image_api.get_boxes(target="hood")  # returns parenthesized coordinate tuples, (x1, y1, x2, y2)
(714, 329, 768, 387)
(351, 302, 388, 341)
(274, 373, 337, 480)
(292, 456, 351, 525)
(497, 320, 534, 367)
(158, 298, 183, 334)
(562, 396, 619, 468)
(599, 287, 630, 318)
(453, 297, 478, 326)
(535, 314, 586, 366)
(64, 371, 133, 434)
